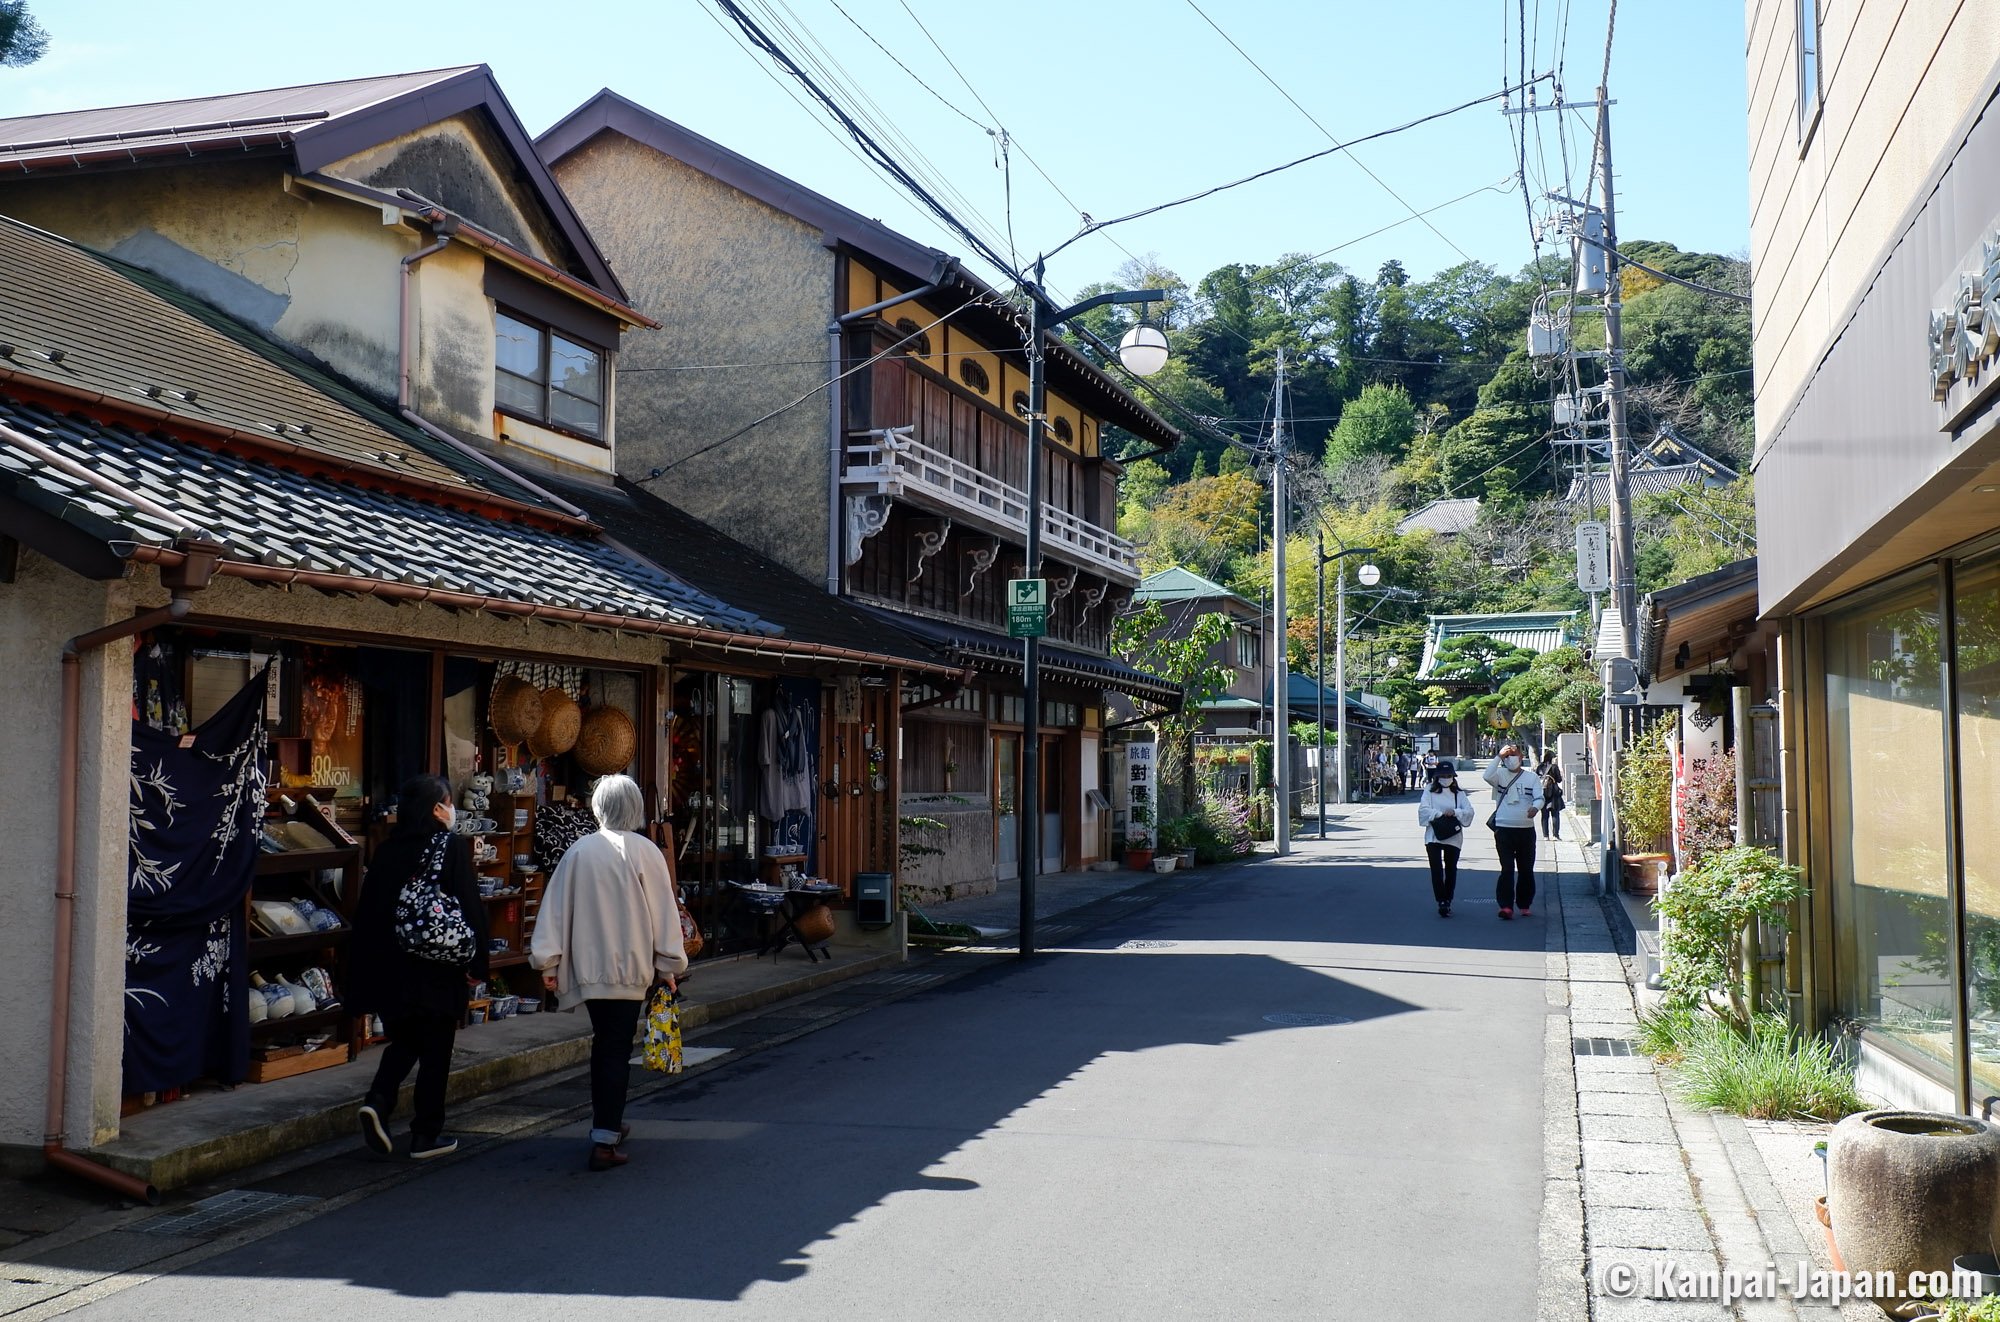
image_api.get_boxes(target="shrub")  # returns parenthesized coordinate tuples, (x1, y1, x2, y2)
(1676, 1014, 1866, 1121)
(1194, 791, 1253, 862)
(1157, 814, 1196, 853)
(1679, 751, 1737, 868)
(1616, 728, 1675, 850)
(1635, 1005, 1705, 1066)
(1652, 844, 1805, 1034)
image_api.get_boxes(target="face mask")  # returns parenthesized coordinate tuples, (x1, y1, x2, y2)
(1502, 756, 1521, 770)
(442, 803, 457, 831)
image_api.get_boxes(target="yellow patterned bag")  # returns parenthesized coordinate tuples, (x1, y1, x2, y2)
(641, 986, 683, 1074)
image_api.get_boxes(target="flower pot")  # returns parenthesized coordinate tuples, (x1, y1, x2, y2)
(1126, 848, 1154, 870)
(1828, 1110, 2000, 1304)
(1152, 857, 1176, 873)
(1178, 849, 1198, 869)
(1621, 853, 1671, 896)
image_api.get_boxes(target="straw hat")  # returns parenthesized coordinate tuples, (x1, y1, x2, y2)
(574, 704, 636, 776)
(489, 675, 544, 746)
(528, 687, 581, 759)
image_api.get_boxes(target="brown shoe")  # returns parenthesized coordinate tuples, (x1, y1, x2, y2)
(588, 1143, 628, 1172)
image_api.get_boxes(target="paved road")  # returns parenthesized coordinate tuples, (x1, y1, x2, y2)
(58, 800, 1555, 1320)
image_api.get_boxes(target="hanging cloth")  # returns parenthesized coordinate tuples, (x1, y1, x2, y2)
(123, 665, 270, 1093)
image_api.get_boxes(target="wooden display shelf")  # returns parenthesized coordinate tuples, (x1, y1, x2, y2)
(249, 1006, 347, 1037)
(488, 952, 529, 968)
(256, 846, 357, 875)
(247, 1046, 349, 1084)
(248, 929, 349, 958)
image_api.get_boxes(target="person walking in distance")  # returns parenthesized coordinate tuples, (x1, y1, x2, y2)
(350, 775, 489, 1161)
(531, 774, 688, 1172)
(1417, 760, 1475, 917)
(1539, 757, 1567, 840)
(1482, 744, 1544, 919)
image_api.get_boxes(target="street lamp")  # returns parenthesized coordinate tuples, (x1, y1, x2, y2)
(1020, 262, 1167, 957)
(1314, 539, 1379, 835)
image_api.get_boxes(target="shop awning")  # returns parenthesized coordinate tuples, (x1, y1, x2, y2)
(1639, 556, 1760, 683)
(862, 607, 1184, 709)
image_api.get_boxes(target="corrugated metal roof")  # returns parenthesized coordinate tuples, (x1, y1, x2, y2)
(0, 215, 550, 506)
(1413, 706, 1452, 721)
(0, 394, 773, 634)
(0, 69, 477, 171)
(1135, 566, 1253, 607)
(1417, 611, 1580, 678)
(1593, 608, 1629, 661)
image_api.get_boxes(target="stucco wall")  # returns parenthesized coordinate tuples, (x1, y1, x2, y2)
(897, 795, 998, 902)
(1746, 0, 2000, 453)
(325, 114, 563, 265)
(551, 134, 832, 582)
(0, 552, 128, 1148)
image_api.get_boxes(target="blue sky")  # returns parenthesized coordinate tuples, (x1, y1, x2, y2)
(5, 0, 1748, 297)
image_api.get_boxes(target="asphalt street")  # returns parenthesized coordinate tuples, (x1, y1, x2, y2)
(54, 798, 1555, 1320)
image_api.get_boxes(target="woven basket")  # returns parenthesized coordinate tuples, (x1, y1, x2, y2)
(574, 704, 637, 776)
(794, 903, 836, 946)
(490, 675, 544, 746)
(528, 687, 581, 759)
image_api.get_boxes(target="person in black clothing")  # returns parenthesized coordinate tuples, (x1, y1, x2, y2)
(348, 774, 488, 1160)
(1540, 760, 1567, 839)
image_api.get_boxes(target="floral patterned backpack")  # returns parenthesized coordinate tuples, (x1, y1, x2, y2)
(393, 832, 478, 966)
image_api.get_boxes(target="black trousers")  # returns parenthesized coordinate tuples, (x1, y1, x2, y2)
(367, 1011, 458, 1140)
(585, 997, 645, 1144)
(1494, 825, 1538, 910)
(1540, 803, 1563, 838)
(1425, 841, 1460, 903)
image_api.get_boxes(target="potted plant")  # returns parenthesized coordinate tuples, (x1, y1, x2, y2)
(1829, 1110, 2000, 1313)
(1125, 805, 1155, 870)
(1617, 731, 1675, 893)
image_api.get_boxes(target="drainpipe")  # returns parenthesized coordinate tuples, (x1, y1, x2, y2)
(46, 541, 219, 1205)
(828, 259, 959, 593)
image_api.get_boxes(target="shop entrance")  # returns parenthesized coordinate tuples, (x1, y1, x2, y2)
(993, 732, 1018, 882)
(1039, 734, 1065, 874)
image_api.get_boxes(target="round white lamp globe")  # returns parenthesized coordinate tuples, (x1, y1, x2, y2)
(1356, 563, 1382, 587)
(1117, 324, 1170, 377)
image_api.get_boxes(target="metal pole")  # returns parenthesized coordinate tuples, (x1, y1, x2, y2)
(1335, 562, 1349, 808)
(1316, 532, 1327, 837)
(1272, 349, 1291, 855)
(1020, 274, 1046, 958)
(1597, 85, 1637, 665)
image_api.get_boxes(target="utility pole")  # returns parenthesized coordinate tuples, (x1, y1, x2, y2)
(1596, 84, 1637, 656)
(1316, 529, 1327, 838)
(1272, 348, 1291, 857)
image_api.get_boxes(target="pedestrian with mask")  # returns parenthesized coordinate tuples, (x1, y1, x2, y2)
(1482, 743, 1544, 919)
(350, 774, 488, 1161)
(531, 774, 688, 1172)
(1540, 757, 1567, 840)
(1417, 760, 1475, 916)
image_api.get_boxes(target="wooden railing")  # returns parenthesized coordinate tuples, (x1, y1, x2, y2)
(844, 429, 1138, 578)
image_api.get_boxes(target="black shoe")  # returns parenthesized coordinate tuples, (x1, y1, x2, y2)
(409, 1133, 459, 1160)
(1437, 902, 1451, 917)
(357, 1102, 391, 1155)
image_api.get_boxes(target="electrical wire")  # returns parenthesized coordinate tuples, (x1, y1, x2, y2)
(1183, 0, 1476, 264)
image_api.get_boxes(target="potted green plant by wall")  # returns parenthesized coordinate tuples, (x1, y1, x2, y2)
(1125, 804, 1154, 870)
(1616, 730, 1675, 894)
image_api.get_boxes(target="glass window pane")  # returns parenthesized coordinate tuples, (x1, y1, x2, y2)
(494, 369, 543, 418)
(1825, 579, 1952, 1078)
(550, 389, 602, 435)
(551, 336, 602, 403)
(496, 314, 545, 382)
(1956, 556, 2000, 1093)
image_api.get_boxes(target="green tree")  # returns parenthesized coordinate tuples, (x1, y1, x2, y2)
(1492, 645, 1602, 731)
(1324, 382, 1417, 470)
(1113, 602, 1237, 811)
(0, 1, 47, 66)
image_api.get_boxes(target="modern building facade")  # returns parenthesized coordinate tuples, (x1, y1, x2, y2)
(1748, 0, 2000, 1112)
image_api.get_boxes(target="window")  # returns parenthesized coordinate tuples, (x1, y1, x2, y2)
(1052, 417, 1074, 445)
(495, 310, 606, 439)
(893, 317, 932, 358)
(1012, 390, 1032, 419)
(1236, 626, 1261, 669)
(1796, 0, 1822, 146)
(958, 359, 990, 394)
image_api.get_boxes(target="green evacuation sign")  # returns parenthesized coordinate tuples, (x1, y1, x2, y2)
(1007, 577, 1047, 638)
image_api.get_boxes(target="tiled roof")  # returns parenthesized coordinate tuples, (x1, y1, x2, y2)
(1134, 566, 1253, 607)
(858, 605, 1182, 706)
(1565, 464, 1720, 506)
(0, 394, 773, 634)
(1417, 611, 1579, 678)
(0, 214, 554, 509)
(549, 474, 949, 669)
(1397, 497, 1482, 536)
(1413, 706, 1452, 721)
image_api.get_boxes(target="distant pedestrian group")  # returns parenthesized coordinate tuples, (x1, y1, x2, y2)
(1415, 743, 1548, 920)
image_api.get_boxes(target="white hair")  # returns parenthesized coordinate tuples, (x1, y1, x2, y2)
(591, 774, 648, 833)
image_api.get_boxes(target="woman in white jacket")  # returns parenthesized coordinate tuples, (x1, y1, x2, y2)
(1416, 760, 1476, 917)
(532, 775, 688, 1172)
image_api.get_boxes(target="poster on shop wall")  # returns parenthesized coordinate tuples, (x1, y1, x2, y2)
(300, 647, 364, 798)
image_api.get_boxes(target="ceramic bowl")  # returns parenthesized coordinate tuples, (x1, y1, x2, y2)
(517, 998, 541, 1014)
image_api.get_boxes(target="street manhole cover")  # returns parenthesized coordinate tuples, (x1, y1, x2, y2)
(137, 1189, 319, 1238)
(1262, 1012, 1353, 1027)
(1117, 940, 1177, 950)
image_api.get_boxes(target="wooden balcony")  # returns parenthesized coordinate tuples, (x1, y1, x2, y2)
(843, 428, 1138, 583)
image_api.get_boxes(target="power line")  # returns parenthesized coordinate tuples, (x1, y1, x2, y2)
(1184, 0, 1476, 264)
(1042, 77, 1548, 265)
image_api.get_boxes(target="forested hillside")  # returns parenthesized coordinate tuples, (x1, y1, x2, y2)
(1067, 242, 1755, 681)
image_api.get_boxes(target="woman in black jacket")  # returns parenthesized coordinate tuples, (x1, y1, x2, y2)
(348, 775, 488, 1160)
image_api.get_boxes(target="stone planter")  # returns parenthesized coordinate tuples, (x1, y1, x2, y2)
(1828, 1110, 2000, 1305)
(1621, 853, 1671, 896)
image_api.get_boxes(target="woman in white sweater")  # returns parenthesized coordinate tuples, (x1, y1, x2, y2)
(1416, 760, 1476, 917)
(532, 775, 688, 1172)
(1482, 744, 1545, 920)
